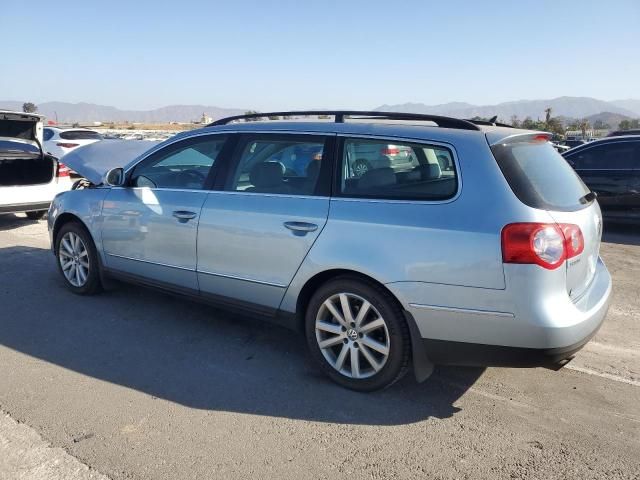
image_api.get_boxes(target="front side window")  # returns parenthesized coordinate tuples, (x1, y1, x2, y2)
(227, 135, 326, 195)
(568, 142, 639, 170)
(131, 135, 227, 189)
(340, 138, 458, 200)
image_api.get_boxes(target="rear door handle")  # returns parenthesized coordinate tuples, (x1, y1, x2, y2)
(172, 210, 198, 222)
(283, 221, 318, 233)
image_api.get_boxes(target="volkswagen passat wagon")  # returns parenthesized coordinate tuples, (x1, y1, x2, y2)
(48, 111, 612, 391)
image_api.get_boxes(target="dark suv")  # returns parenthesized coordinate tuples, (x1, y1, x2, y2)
(563, 136, 640, 222)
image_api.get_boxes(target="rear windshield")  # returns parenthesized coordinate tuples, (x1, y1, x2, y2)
(59, 130, 103, 140)
(492, 141, 590, 211)
(0, 140, 39, 154)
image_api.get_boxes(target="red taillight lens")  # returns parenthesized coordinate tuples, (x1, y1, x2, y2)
(380, 146, 400, 155)
(502, 222, 583, 270)
(57, 162, 70, 177)
(56, 142, 79, 148)
(560, 223, 584, 258)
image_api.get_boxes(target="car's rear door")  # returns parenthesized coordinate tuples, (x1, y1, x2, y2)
(196, 133, 334, 313)
(100, 134, 229, 291)
(622, 140, 640, 219)
(564, 141, 635, 212)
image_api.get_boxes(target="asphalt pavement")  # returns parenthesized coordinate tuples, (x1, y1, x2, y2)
(0, 214, 638, 479)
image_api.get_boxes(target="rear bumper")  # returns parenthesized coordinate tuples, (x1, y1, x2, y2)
(421, 326, 601, 367)
(0, 201, 50, 214)
(391, 257, 612, 368)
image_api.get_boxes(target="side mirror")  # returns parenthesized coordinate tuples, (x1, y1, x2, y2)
(105, 168, 125, 187)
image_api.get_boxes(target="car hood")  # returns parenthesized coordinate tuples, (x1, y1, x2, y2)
(61, 140, 160, 185)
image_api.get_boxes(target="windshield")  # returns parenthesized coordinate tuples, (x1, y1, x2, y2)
(492, 141, 591, 211)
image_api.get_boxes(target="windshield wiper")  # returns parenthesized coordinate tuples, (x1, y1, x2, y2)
(579, 191, 597, 204)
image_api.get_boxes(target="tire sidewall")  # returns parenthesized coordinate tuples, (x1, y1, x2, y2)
(55, 222, 102, 295)
(305, 277, 409, 391)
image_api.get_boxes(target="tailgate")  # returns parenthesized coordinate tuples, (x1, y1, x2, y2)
(548, 202, 603, 300)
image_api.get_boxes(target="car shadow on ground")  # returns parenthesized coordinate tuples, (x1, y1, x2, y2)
(0, 245, 484, 426)
(602, 221, 640, 246)
(0, 213, 44, 231)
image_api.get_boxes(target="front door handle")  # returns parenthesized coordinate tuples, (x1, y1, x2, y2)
(284, 221, 318, 233)
(172, 210, 198, 222)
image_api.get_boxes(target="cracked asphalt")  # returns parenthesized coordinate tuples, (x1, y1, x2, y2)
(0, 213, 638, 479)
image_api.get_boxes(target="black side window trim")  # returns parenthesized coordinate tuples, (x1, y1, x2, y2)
(128, 133, 233, 190)
(220, 133, 335, 197)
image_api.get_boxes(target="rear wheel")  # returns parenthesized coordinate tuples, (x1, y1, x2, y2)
(55, 222, 102, 295)
(26, 210, 47, 220)
(305, 277, 410, 391)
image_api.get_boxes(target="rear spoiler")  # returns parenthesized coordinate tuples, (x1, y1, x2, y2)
(488, 132, 552, 147)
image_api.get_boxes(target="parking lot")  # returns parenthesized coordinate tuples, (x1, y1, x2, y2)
(0, 215, 638, 479)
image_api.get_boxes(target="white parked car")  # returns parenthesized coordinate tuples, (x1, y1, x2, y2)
(43, 126, 103, 158)
(0, 111, 73, 219)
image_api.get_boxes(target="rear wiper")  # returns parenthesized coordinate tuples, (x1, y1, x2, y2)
(579, 191, 597, 204)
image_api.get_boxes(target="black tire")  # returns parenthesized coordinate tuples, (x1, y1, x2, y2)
(305, 276, 411, 391)
(26, 210, 47, 220)
(353, 159, 370, 177)
(55, 221, 103, 295)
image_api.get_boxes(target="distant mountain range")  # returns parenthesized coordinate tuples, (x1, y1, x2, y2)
(1, 96, 638, 124)
(0, 101, 246, 124)
(374, 97, 640, 121)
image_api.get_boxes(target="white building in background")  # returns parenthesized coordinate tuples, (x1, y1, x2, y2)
(200, 113, 213, 124)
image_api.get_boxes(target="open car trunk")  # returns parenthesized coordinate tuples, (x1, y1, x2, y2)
(0, 153, 55, 186)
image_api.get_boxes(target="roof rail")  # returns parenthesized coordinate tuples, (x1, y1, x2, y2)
(207, 110, 481, 131)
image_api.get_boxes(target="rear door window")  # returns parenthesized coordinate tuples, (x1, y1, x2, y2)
(338, 138, 458, 200)
(226, 135, 328, 196)
(567, 142, 639, 170)
(492, 141, 590, 211)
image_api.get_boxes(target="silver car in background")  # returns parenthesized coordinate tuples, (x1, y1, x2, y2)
(48, 111, 611, 391)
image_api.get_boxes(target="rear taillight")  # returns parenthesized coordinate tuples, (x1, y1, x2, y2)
(56, 142, 79, 148)
(560, 223, 585, 258)
(380, 146, 400, 155)
(57, 162, 70, 178)
(501, 222, 583, 270)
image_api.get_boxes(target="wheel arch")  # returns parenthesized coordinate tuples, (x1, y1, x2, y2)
(52, 212, 91, 247)
(292, 268, 434, 382)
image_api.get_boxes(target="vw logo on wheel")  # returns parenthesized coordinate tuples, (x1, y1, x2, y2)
(347, 328, 359, 341)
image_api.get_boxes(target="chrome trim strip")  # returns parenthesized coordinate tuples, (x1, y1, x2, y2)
(408, 303, 515, 318)
(197, 269, 287, 288)
(106, 253, 195, 271)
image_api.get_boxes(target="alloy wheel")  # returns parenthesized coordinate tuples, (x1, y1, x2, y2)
(315, 292, 390, 379)
(58, 232, 90, 287)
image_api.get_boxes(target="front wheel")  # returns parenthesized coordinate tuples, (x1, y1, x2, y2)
(55, 222, 102, 295)
(26, 210, 47, 220)
(305, 277, 411, 391)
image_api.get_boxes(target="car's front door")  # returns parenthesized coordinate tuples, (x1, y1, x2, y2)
(565, 141, 635, 212)
(101, 134, 229, 290)
(196, 133, 334, 313)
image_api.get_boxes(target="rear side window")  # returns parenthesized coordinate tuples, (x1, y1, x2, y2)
(59, 130, 103, 140)
(492, 141, 590, 211)
(339, 138, 457, 200)
(227, 135, 326, 196)
(43, 128, 54, 141)
(567, 142, 639, 170)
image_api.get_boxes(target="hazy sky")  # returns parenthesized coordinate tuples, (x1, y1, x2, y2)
(3, 0, 639, 110)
